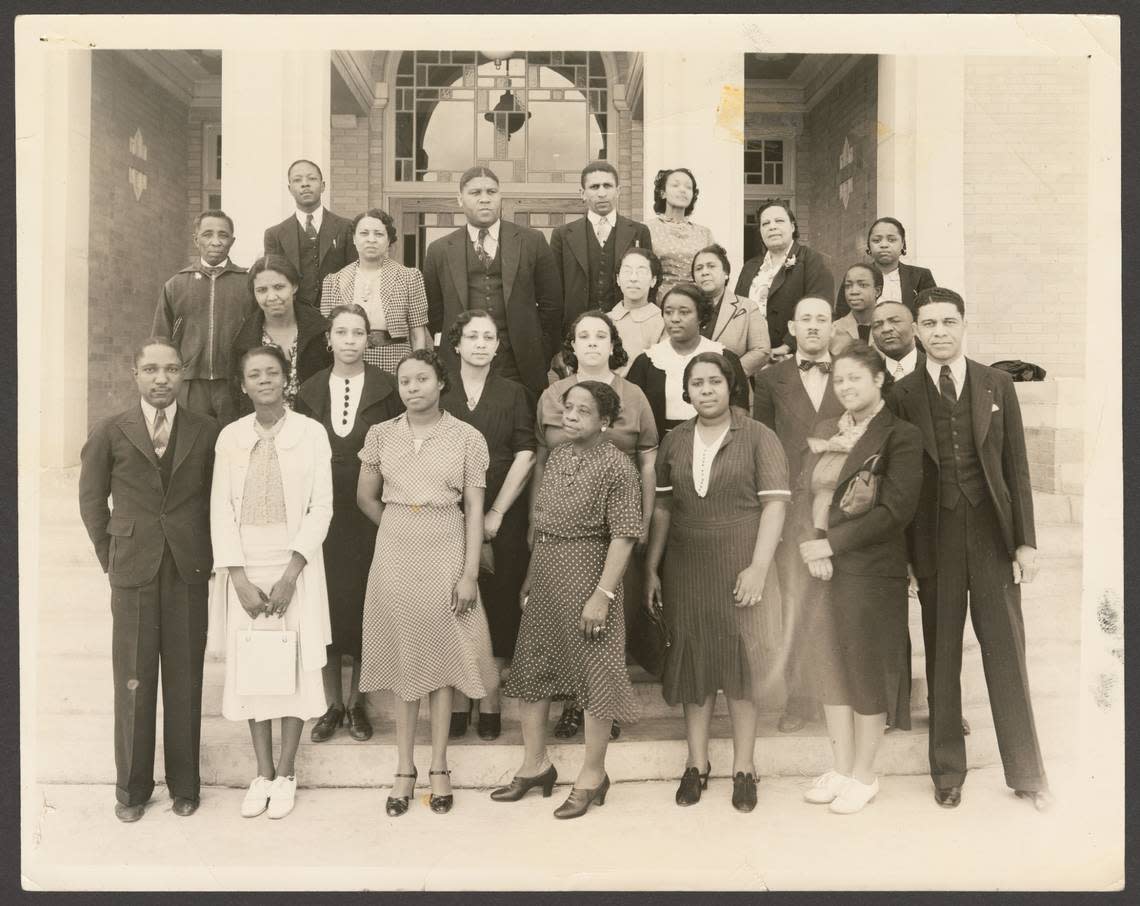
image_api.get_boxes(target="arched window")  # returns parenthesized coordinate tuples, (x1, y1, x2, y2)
(394, 51, 609, 183)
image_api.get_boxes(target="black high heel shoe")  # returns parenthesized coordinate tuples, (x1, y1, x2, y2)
(675, 761, 711, 806)
(732, 771, 758, 813)
(553, 774, 610, 819)
(490, 764, 558, 802)
(386, 769, 417, 817)
(429, 769, 454, 814)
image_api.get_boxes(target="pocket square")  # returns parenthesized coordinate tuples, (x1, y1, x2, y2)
(991, 403, 1000, 412)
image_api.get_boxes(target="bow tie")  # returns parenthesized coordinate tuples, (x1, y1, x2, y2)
(799, 359, 831, 374)
(202, 265, 225, 278)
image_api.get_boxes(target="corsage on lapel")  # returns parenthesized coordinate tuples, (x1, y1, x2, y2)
(784, 254, 797, 270)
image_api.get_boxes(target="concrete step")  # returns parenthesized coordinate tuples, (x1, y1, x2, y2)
(35, 697, 1076, 790)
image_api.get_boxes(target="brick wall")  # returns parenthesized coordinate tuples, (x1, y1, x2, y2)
(627, 114, 643, 220)
(803, 56, 878, 289)
(88, 51, 190, 427)
(963, 57, 1088, 380)
(330, 113, 370, 220)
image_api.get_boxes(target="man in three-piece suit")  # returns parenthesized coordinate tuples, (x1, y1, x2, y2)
(550, 160, 653, 327)
(889, 287, 1050, 811)
(423, 165, 563, 400)
(872, 299, 926, 388)
(263, 159, 357, 309)
(753, 296, 844, 732)
(78, 339, 219, 822)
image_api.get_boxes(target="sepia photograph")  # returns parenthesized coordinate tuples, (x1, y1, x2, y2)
(15, 12, 1123, 892)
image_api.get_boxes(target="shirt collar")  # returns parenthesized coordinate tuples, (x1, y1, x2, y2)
(467, 220, 501, 243)
(140, 399, 177, 430)
(296, 207, 324, 230)
(586, 210, 617, 229)
(882, 345, 919, 372)
(882, 268, 902, 283)
(926, 354, 967, 389)
(612, 301, 658, 323)
(199, 258, 230, 271)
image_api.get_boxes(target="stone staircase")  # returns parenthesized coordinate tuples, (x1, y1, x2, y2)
(31, 467, 1082, 790)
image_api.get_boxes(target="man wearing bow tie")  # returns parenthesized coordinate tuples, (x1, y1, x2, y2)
(153, 210, 255, 426)
(79, 338, 219, 822)
(889, 287, 1049, 811)
(754, 296, 844, 732)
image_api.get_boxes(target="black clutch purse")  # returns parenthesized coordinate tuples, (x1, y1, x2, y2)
(838, 453, 882, 518)
(629, 605, 671, 678)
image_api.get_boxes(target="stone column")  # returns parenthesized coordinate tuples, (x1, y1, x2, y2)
(642, 52, 745, 272)
(24, 48, 92, 467)
(877, 55, 966, 294)
(221, 51, 331, 265)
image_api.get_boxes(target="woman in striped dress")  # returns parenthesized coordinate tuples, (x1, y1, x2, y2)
(644, 352, 789, 813)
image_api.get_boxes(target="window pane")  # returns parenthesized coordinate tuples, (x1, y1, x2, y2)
(765, 140, 783, 161)
(527, 99, 588, 173)
(419, 100, 475, 178)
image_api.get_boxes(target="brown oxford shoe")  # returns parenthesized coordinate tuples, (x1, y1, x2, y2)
(172, 797, 198, 817)
(934, 786, 962, 808)
(114, 802, 145, 823)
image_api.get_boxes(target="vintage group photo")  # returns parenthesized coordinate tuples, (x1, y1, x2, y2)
(16, 13, 1123, 893)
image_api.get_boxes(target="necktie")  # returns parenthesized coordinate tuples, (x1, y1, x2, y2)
(305, 213, 318, 241)
(595, 218, 611, 245)
(475, 228, 491, 268)
(152, 408, 170, 458)
(894, 361, 906, 379)
(939, 365, 957, 403)
(799, 359, 831, 374)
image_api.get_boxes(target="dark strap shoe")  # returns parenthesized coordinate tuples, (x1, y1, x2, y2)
(553, 705, 583, 739)
(676, 762, 711, 806)
(429, 769, 454, 814)
(490, 764, 558, 802)
(386, 770, 417, 817)
(732, 772, 758, 812)
(310, 704, 345, 743)
(347, 703, 373, 741)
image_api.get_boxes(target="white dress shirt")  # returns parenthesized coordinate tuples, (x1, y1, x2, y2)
(880, 268, 903, 303)
(796, 352, 832, 412)
(586, 209, 617, 243)
(882, 346, 920, 380)
(467, 220, 501, 260)
(295, 207, 324, 234)
(329, 371, 365, 438)
(925, 354, 967, 400)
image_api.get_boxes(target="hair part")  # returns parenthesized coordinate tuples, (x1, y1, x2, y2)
(619, 247, 663, 306)
(352, 208, 398, 244)
(327, 303, 371, 334)
(563, 380, 622, 427)
(562, 309, 629, 373)
(248, 254, 302, 293)
(681, 351, 737, 404)
(834, 340, 887, 380)
(239, 344, 291, 377)
(652, 167, 700, 216)
(194, 209, 234, 235)
(662, 282, 715, 328)
(794, 294, 835, 318)
(447, 308, 499, 352)
(915, 286, 966, 318)
(133, 336, 182, 367)
(287, 159, 324, 182)
(867, 216, 908, 255)
(396, 347, 450, 393)
(754, 199, 800, 244)
(459, 166, 500, 191)
(580, 159, 619, 187)
(691, 243, 732, 280)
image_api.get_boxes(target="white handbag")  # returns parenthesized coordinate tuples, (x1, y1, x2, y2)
(235, 618, 297, 696)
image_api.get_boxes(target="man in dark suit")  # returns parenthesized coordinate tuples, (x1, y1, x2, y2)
(836, 217, 936, 318)
(263, 159, 357, 309)
(871, 299, 926, 387)
(423, 165, 563, 400)
(78, 338, 219, 822)
(889, 287, 1049, 811)
(550, 160, 653, 327)
(753, 296, 844, 732)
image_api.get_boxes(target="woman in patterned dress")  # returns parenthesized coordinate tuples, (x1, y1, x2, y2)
(231, 255, 331, 414)
(645, 168, 715, 301)
(319, 208, 431, 375)
(295, 304, 405, 746)
(355, 349, 497, 817)
(532, 310, 658, 740)
(645, 352, 790, 813)
(208, 345, 333, 820)
(495, 381, 643, 820)
(440, 309, 536, 742)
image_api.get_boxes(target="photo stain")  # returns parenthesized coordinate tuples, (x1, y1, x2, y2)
(716, 85, 744, 145)
(1096, 591, 1121, 635)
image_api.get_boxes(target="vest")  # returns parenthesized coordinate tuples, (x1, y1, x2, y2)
(465, 237, 510, 356)
(926, 373, 987, 509)
(586, 224, 618, 312)
(156, 409, 180, 492)
(296, 218, 321, 307)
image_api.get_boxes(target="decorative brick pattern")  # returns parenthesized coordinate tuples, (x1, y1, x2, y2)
(88, 51, 190, 427)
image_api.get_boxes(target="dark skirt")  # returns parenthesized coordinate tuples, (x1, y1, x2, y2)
(478, 499, 529, 659)
(805, 568, 911, 724)
(323, 500, 378, 659)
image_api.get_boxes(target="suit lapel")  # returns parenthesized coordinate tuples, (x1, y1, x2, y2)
(967, 359, 994, 445)
(120, 406, 159, 467)
(358, 367, 397, 414)
(168, 409, 202, 482)
(500, 221, 520, 306)
(901, 372, 939, 463)
(568, 218, 589, 275)
(899, 263, 916, 302)
(834, 409, 891, 490)
(776, 359, 817, 428)
(447, 229, 469, 309)
(766, 239, 798, 300)
(281, 218, 301, 272)
(712, 296, 746, 342)
(614, 216, 637, 258)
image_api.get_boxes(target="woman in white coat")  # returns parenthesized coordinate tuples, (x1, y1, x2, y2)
(208, 345, 333, 820)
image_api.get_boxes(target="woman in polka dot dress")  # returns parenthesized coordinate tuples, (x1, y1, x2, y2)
(356, 350, 498, 817)
(495, 381, 643, 819)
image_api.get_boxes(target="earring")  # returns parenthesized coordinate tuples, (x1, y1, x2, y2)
(601, 425, 608, 433)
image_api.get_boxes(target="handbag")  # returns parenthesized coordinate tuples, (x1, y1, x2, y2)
(838, 453, 882, 518)
(629, 605, 671, 678)
(235, 618, 297, 696)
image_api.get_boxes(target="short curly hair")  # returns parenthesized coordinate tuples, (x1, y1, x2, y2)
(834, 340, 887, 381)
(396, 347, 450, 393)
(563, 380, 622, 427)
(446, 308, 498, 353)
(561, 309, 629, 373)
(351, 208, 398, 245)
(690, 243, 732, 281)
(754, 199, 800, 245)
(652, 167, 700, 216)
(660, 283, 715, 329)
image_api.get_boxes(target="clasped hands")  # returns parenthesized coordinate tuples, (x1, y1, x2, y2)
(234, 573, 296, 619)
(799, 538, 834, 582)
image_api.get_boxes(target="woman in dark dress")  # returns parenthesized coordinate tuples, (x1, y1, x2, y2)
(794, 342, 922, 814)
(495, 382, 643, 819)
(232, 255, 332, 414)
(645, 352, 789, 813)
(441, 309, 536, 741)
(295, 304, 405, 745)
